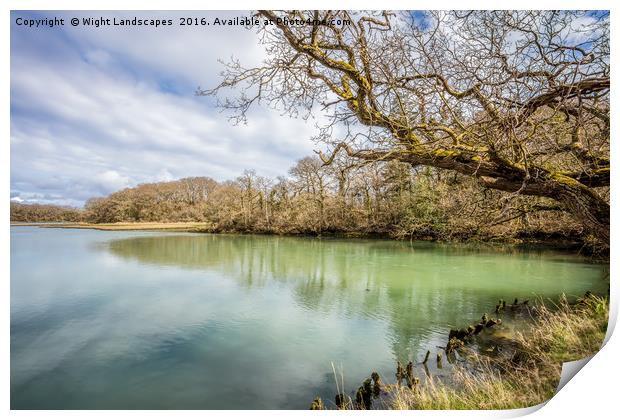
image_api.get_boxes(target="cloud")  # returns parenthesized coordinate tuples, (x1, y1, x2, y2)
(97, 170, 131, 192)
(11, 11, 318, 207)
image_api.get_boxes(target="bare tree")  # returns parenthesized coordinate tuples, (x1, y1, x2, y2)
(289, 156, 331, 231)
(203, 10, 609, 243)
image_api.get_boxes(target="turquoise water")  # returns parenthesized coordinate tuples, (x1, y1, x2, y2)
(10, 226, 608, 409)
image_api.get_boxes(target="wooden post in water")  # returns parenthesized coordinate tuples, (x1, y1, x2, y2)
(411, 376, 420, 391)
(371, 372, 382, 396)
(396, 361, 404, 386)
(310, 397, 324, 410)
(422, 362, 431, 378)
(405, 361, 414, 388)
(335, 393, 347, 409)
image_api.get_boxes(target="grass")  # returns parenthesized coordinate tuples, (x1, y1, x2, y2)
(16, 222, 209, 232)
(321, 293, 609, 410)
(391, 294, 608, 410)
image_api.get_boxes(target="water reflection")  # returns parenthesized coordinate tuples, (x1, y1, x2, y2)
(11, 228, 608, 409)
(104, 234, 607, 364)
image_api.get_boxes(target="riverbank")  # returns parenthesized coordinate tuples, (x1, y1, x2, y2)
(11, 222, 208, 232)
(320, 293, 609, 410)
(11, 221, 603, 257)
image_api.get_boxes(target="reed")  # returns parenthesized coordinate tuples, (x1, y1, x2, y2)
(322, 293, 608, 410)
(390, 294, 608, 410)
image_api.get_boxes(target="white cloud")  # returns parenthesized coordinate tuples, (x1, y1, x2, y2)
(11, 11, 320, 206)
(155, 168, 175, 183)
(97, 170, 131, 192)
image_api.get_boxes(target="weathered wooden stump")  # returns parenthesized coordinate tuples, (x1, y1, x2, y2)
(310, 397, 324, 410)
(485, 318, 498, 328)
(335, 393, 347, 409)
(422, 362, 431, 377)
(354, 378, 373, 409)
(405, 361, 414, 388)
(423, 350, 431, 364)
(411, 376, 420, 391)
(396, 360, 404, 386)
(446, 337, 464, 353)
(456, 328, 468, 340)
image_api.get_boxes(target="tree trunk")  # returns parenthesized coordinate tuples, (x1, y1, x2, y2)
(554, 183, 610, 243)
(321, 144, 610, 245)
(478, 175, 609, 244)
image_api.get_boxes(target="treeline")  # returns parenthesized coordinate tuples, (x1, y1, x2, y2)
(10, 202, 82, 223)
(12, 156, 587, 243)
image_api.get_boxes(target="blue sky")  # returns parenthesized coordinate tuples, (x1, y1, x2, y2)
(12, 10, 607, 207)
(11, 11, 318, 207)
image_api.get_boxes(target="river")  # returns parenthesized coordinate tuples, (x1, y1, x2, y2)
(10, 226, 608, 409)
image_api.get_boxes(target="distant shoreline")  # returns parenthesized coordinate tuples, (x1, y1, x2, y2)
(10, 222, 208, 232)
(11, 221, 604, 257)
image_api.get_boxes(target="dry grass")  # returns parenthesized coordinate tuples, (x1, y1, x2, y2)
(31, 222, 208, 232)
(519, 295, 609, 363)
(390, 365, 541, 410)
(334, 294, 608, 410)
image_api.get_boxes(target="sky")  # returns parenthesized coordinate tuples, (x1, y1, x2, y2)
(10, 11, 319, 207)
(10, 10, 607, 208)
